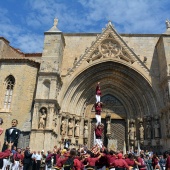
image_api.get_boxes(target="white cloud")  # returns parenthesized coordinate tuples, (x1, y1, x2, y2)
(14, 33, 44, 53)
(78, 0, 169, 33)
(0, 0, 170, 53)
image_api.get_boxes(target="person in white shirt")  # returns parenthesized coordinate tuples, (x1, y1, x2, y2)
(36, 151, 42, 170)
(31, 151, 37, 170)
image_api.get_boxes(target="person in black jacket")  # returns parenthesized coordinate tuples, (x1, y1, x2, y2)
(23, 146, 33, 170)
(2, 119, 21, 151)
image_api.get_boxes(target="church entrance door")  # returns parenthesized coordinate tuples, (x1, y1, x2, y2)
(90, 118, 126, 150)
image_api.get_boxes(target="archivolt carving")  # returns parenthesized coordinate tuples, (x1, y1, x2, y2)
(87, 38, 134, 64)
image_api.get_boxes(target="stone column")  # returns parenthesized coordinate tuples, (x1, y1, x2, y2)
(71, 116, 76, 145)
(46, 104, 54, 129)
(79, 118, 84, 145)
(129, 119, 135, 147)
(32, 103, 39, 129)
(138, 118, 144, 145)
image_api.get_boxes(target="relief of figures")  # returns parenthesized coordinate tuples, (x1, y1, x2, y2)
(75, 120, 80, 137)
(129, 122, 135, 141)
(61, 118, 67, 136)
(68, 118, 74, 136)
(139, 123, 144, 140)
(84, 121, 88, 139)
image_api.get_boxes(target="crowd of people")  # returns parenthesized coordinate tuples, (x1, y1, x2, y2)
(0, 143, 170, 170)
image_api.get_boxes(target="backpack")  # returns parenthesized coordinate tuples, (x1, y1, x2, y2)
(63, 158, 74, 170)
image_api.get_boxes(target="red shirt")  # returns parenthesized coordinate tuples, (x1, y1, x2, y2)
(56, 155, 68, 168)
(86, 157, 99, 166)
(14, 153, 24, 161)
(113, 158, 129, 169)
(166, 155, 170, 169)
(95, 103, 102, 115)
(95, 127, 103, 138)
(152, 157, 159, 168)
(107, 154, 116, 166)
(137, 157, 147, 170)
(96, 89, 101, 96)
(0, 149, 11, 159)
(74, 158, 82, 170)
(125, 158, 135, 167)
(96, 85, 101, 95)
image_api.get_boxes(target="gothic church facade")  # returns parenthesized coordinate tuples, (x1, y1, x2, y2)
(0, 19, 170, 152)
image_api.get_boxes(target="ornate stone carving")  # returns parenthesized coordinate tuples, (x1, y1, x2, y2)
(38, 108, 47, 129)
(86, 39, 134, 64)
(68, 118, 74, 136)
(139, 123, 144, 140)
(84, 121, 88, 139)
(146, 121, 151, 139)
(75, 120, 80, 137)
(99, 39, 121, 57)
(154, 119, 160, 138)
(61, 118, 67, 136)
(129, 120, 135, 145)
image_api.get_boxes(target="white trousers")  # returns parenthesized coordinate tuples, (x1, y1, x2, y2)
(95, 115, 101, 126)
(10, 160, 20, 170)
(95, 139, 103, 148)
(96, 95, 100, 103)
(2, 158, 11, 170)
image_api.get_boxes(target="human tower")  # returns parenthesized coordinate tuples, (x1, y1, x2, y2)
(93, 82, 104, 149)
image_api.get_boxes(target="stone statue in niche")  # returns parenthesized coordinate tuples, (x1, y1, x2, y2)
(84, 122, 88, 139)
(146, 122, 151, 139)
(139, 123, 144, 140)
(129, 122, 135, 141)
(68, 118, 74, 136)
(75, 120, 80, 137)
(61, 118, 67, 136)
(154, 119, 160, 138)
(39, 108, 47, 129)
(106, 117, 111, 135)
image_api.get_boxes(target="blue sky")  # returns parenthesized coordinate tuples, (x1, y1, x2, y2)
(0, 0, 170, 53)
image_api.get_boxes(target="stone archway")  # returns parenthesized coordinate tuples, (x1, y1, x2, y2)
(60, 61, 159, 149)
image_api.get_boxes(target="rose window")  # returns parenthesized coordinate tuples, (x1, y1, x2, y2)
(99, 39, 121, 57)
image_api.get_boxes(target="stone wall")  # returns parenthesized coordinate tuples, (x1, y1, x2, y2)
(0, 61, 39, 148)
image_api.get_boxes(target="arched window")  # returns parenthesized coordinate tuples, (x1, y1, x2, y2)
(43, 80, 50, 99)
(4, 75, 15, 110)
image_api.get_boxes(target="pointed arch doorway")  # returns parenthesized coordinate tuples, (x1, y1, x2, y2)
(61, 61, 159, 151)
